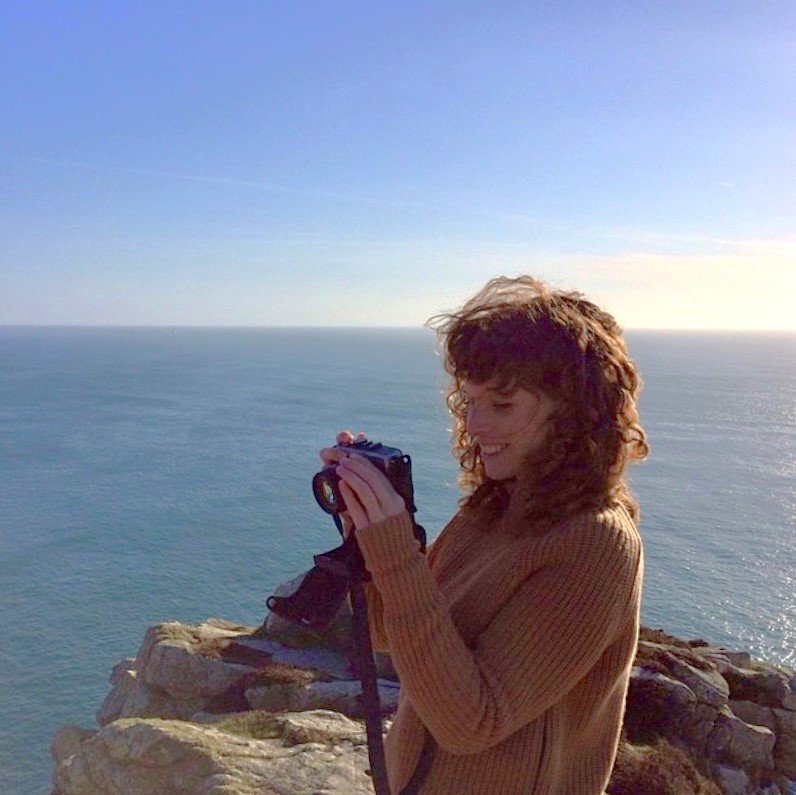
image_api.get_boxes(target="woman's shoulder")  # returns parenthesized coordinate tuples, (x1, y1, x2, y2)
(593, 501, 639, 534)
(570, 504, 643, 576)
(542, 502, 642, 561)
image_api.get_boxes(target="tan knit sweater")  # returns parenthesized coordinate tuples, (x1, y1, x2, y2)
(354, 503, 643, 795)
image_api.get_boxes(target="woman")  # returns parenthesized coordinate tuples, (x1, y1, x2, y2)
(320, 275, 648, 794)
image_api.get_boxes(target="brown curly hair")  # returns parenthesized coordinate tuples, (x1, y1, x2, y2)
(427, 275, 649, 533)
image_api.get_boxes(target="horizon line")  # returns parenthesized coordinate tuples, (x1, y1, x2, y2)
(1, 324, 795, 334)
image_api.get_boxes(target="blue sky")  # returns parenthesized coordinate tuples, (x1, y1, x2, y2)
(2, 1, 794, 328)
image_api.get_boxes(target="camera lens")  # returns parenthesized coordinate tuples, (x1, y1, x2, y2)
(318, 478, 336, 508)
(312, 468, 345, 515)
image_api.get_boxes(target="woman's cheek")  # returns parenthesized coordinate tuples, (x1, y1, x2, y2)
(507, 411, 539, 438)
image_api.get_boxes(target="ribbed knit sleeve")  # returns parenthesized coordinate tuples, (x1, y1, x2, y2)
(362, 582, 389, 653)
(354, 509, 642, 756)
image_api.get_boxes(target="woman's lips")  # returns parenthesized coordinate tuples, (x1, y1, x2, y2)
(480, 443, 508, 456)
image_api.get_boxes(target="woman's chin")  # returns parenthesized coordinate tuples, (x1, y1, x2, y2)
(483, 463, 517, 482)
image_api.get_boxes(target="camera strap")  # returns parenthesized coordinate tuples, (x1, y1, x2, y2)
(266, 511, 429, 795)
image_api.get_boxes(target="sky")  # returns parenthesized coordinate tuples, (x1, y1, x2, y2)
(2, 1, 794, 329)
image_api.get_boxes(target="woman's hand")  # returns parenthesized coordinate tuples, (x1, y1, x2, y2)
(337, 451, 407, 531)
(319, 430, 406, 532)
(319, 431, 361, 537)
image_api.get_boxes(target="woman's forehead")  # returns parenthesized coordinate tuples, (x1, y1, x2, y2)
(461, 379, 518, 398)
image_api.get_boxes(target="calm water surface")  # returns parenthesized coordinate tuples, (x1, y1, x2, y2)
(1, 327, 794, 794)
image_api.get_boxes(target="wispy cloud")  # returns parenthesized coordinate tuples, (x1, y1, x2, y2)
(14, 155, 757, 253)
(18, 155, 430, 209)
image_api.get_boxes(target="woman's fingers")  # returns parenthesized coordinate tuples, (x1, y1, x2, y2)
(337, 459, 383, 519)
(320, 431, 354, 464)
(338, 480, 368, 529)
(339, 455, 406, 518)
(336, 429, 365, 444)
(319, 447, 340, 465)
(320, 430, 366, 464)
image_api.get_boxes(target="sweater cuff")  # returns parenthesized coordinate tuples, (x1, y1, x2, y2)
(354, 511, 421, 577)
(355, 512, 443, 622)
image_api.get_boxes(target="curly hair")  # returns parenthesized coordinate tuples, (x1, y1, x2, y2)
(427, 275, 649, 533)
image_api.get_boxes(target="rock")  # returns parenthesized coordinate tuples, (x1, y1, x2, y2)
(774, 708, 796, 778)
(691, 646, 753, 669)
(50, 612, 796, 795)
(234, 634, 353, 680)
(97, 668, 137, 726)
(261, 709, 368, 746)
(681, 703, 722, 753)
(96, 616, 402, 731)
(120, 676, 205, 722)
(98, 668, 205, 726)
(109, 658, 136, 685)
(625, 665, 732, 755)
(724, 664, 796, 710)
(628, 636, 796, 785)
(609, 739, 723, 794)
(712, 763, 750, 795)
(51, 726, 97, 764)
(706, 705, 776, 772)
(135, 620, 255, 699)
(246, 678, 400, 718)
(52, 710, 374, 795)
(630, 666, 698, 706)
(668, 658, 730, 710)
(98, 620, 260, 725)
(731, 700, 778, 732)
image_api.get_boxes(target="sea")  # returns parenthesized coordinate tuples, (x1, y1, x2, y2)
(1, 326, 794, 795)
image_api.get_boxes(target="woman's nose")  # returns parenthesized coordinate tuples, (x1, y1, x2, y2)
(466, 407, 488, 436)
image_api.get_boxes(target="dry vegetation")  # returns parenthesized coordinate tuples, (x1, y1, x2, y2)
(608, 739, 723, 795)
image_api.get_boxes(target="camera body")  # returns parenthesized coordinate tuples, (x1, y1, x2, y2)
(312, 438, 417, 516)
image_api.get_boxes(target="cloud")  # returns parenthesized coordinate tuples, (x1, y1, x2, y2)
(558, 240, 796, 330)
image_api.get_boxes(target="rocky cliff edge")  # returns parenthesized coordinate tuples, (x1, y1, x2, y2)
(52, 581, 796, 795)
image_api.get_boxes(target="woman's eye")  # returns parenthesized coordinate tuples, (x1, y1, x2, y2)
(493, 403, 513, 411)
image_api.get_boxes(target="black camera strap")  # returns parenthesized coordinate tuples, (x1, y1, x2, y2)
(347, 515, 433, 795)
(349, 571, 390, 794)
(267, 513, 430, 795)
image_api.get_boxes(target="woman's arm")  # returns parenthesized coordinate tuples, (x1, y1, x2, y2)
(355, 509, 642, 755)
(362, 582, 389, 653)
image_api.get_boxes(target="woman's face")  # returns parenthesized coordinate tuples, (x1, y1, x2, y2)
(462, 379, 557, 482)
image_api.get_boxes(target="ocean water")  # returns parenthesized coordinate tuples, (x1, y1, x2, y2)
(0, 327, 794, 795)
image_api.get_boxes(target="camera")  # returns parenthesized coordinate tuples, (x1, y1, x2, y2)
(312, 438, 417, 516)
(267, 436, 424, 632)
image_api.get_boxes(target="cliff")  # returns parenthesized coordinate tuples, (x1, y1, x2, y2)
(51, 589, 796, 794)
